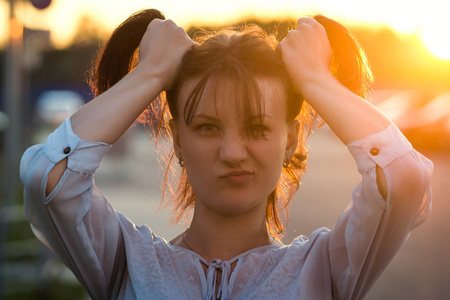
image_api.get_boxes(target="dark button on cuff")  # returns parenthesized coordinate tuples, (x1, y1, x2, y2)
(370, 147, 379, 156)
(63, 147, 71, 154)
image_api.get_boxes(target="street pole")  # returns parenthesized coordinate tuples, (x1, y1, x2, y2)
(0, 0, 24, 298)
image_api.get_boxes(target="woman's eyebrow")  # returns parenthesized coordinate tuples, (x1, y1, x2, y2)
(191, 113, 274, 122)
(191, 114, 220, 122)
(247, 114, 274, 121)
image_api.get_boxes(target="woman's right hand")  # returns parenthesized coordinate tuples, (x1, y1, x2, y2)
(137, 19, 195, 91)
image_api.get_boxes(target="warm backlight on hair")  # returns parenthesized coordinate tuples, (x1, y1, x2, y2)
(419, 18, 450, 60)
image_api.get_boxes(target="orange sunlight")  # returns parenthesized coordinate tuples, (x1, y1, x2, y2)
(1, 0, 450, 61)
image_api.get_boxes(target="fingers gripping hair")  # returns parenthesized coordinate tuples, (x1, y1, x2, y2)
(313, 15, 373, 98)
(90, 9, 166, 97)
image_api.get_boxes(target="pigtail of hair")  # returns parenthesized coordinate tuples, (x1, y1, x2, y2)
(313, 15, 373, 98)
(89, 9, 166, 96)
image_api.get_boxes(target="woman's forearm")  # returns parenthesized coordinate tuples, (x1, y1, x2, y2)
(46, 18, 194, 195)
(301, 73, 391, 145)
(46, 68, 162, 196)
(70, 67, 163, 144)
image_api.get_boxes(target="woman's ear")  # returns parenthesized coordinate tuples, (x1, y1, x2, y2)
(169, 119, 181, 157)
(285, 119, 300, 162)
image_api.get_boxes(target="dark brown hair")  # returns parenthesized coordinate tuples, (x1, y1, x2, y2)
(90, 9, 372, 237)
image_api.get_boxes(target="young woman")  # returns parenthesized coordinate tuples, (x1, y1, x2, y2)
(20, 9, 433, 299)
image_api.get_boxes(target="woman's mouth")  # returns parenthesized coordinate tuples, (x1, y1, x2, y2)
(220, 170, 254, 184)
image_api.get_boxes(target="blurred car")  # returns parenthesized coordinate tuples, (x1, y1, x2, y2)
(370, 89, 450, 151)
(0, 110, 9, 152)
(35, 90, 84, 127)
(368, 89, 424, 125)
(0, 110, 9, 132)
(400, 91, 450, 151)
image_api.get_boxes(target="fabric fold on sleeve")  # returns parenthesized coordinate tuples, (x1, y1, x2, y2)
(43, 118, 111, 175)
(21, 118, 123, 300)
(346, 123, 413, 174)
(327, 123, 433, 300)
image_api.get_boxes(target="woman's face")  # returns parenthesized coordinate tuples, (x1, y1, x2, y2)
(171, 77, 299, 217)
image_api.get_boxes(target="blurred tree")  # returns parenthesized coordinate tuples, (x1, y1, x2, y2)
(72, 14, 108, 47)
(27, 13, 109, 108)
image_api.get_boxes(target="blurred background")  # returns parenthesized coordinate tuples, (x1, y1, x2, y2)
(1, 0, 449, 299)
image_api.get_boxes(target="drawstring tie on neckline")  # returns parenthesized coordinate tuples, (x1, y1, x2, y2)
(205, 259, 231, 300)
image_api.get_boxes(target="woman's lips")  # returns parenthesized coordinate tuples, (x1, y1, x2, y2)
(220, 170, 254, 184)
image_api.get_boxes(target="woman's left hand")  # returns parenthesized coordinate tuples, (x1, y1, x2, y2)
(280, 17, 332, 94)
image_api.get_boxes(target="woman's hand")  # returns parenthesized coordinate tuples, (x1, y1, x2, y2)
(280, 16, 391, 145)
(70, 20, 194, 145)
(280, 17, 332, 94)
(137, 19, 195, 91)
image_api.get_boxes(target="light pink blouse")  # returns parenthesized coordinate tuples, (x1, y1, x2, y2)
(20, 119, 433, 299)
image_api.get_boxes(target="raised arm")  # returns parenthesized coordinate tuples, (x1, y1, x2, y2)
(280, 16, 391, 198)
(71, 18, 193, 144)
(21, 13, 194, 298)
(46, 16, 194, 194)
(280, 17, 391, 145)
(281, 17, 433, 299)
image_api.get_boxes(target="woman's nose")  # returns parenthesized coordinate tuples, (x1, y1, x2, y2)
(219, 133, 247, 165)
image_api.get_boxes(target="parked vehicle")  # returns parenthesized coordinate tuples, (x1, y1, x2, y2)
(400, 91, 450, 151)
(369, 89, 450, 151)
(35, 90, 84, 127)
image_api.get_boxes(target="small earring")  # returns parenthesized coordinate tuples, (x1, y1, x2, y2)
(283, 158, 290, 168)
(178, 158, 185, 167)
(176, 152, 185, 167)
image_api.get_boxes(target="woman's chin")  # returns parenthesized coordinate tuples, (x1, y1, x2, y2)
(202, 197, 266, 217)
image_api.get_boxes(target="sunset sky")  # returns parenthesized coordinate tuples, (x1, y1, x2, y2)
(1, 0, 450, 59)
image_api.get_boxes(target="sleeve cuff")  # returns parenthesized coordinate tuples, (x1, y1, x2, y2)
(44, 118, 111, 175)
(346, 123, 413, 174)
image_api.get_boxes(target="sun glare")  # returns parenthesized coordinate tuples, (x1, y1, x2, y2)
(420, 20, 450, 60)
(421, 24, 450, 60)
(2, 0, 450, 60)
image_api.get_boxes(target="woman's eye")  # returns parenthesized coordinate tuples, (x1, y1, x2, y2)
(248, 125, 269, 139)
(198, 124, 219, 134)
